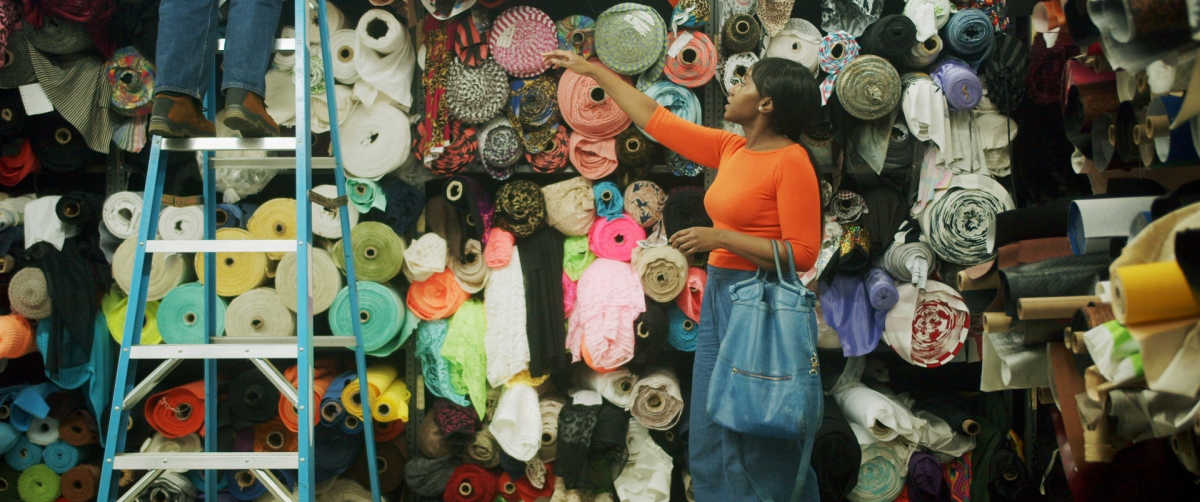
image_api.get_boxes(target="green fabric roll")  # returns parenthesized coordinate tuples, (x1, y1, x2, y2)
(562, 236, 596, 281)
(333, 222, 406, 283)
(346, 178, 386, 214)
(0, 464, 21, 502)
(17, 464, 59, 502)
(442, 300, 488, 419)
(366, 306, 421, 358)
(157, 283, 227, 344)
(329, 281, 404, 353)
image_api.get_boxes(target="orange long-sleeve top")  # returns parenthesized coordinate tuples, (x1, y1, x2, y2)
(644, 106, 821, 272)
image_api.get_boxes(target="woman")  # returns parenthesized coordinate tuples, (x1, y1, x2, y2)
(543, 50, 824, 501)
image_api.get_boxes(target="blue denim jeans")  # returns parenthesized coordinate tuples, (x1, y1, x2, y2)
(689, 266, 821, 502)
(155, 0, 282, 100)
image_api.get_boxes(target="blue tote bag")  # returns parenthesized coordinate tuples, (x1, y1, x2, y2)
(707, 240, 822, 439)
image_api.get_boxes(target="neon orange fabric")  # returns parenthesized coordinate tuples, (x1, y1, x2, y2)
(278, 364, 336, 433)
(407, 269, 471, 321)
(644, 106, 821, 272)
(144, 381, 205, 438)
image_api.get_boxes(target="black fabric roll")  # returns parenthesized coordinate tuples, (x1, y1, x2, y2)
(228, 367, 280, 425)
(629, 301, 669, 369)
(497, 449, 526, 480)
(616, 127, 659, 175)
(988, 446, 1033, 501)
(990, 200, 1073, 251)
(0, 463, 20, 502)
(443, 175, 491, 247)
(721, 13, 761, 55)
(55, 191, 103, 227)
(883, 122, 914, 171)
(314, 426, 361, 481)
(814, 396, 860, 502)
(28, 239, 105, 374)
(861, 186, 906, 262)
(1000, 252, 1110, 317)
(663, 186, 711, 238)
(914, 394, 982, 437)
(1010, 319, 1072, 345)
(519, 227, 567, 378)
(31, 113, 89, 173)
(362, 177, 426, 239)
(582, 403, 628, 492)
(981, 32, 1028, 115)
(0, 89, 27, 137)
(556, 403, 599, 491)
(648, 417, 687, 464)
(859, 15, 918, 68)
(1151, 180, 1200, 218)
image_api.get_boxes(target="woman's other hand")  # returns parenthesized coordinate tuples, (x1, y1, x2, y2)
(669, 227, 723, 255)
(542, 49, 595, 77)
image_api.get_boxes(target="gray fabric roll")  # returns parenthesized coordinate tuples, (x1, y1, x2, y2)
(26, 17, 92, 55)
(0, 28, 36, 88)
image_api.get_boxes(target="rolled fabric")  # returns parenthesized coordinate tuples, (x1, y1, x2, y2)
(836, 55, 901, 121)
(246, 198, 296, 261)
(632, 243, 688, 303)
(253, 419, 296, 453)
(639, 81, 701, 143)
(477, 118, 524, 177)
(192, 228, 268, 297)
(442, 300, 489, 419)
(57, 410, 97, 447)
(495, 180, 547, 239)
(903, 34, 943, 70)
(594, 2, 668, 75)
(858, 15, 918, 69)
(347, 178, 384, 214)
(102, 290, 163, 345)
(556, 14, 596, 60)
(615, 127, 659, 175)
(664, 30, 717, 88)
(675, 267, 706, 322)
(818, 31, 861, 105)
(9, 268, 51, 320)
(588, 215, 646, 262)
(229, 367, 280, 425)
(882, 241, 934, 286)
(278, 365, 334, 433)
(562, 236, 596, 282)
(466, 429, 501, 468)
(629, 303, 669, 367)
(624, 180, 668, 229)
(484, 228, 516, 268)
(1067, 197, 1157, 255)
(865, 268, 898, 310)
(326, 28, 360, 84)
(567, 259, 645, 371)
(339, 101, 411, 179)
(722, 13, 762, 54)
(445, 59, 508, 125)
(542, 177, 595, 237)
(59, 464, 98, 502)
(408, 269, 471, 321)
(0, 314, 35, 359)
(361, 177, 426, 237)
(112, 237, 189, 302)
(592, 182, 624, 221)
(849, 442, 906, 502)
(558, 66, 633, 140)
(275, 247, 341, 314)
(526, 124, 570, 173)
(138, 433, 201, 474)
(320, 371, 354, 428)
(444, 175, 494, 248)
(444, 463, 498, 502)
(884, 281, 970, 367)
(568, 133, 618, 180)
(333, 221, 406, 283)
(402, 236, 447, 284)
(931, 58, 982, 110)
(663, 186, 711, 237)
(17, 464, 58, 502)
(721, 51, 759, 94)
(630, 369, 684, 430)
(157, 282, 228, 344)
(329, 281, 405, 352)
(940, 9, 994, 67)
(451, 239, 490, 294)
(341, 365, 399, 420)
(506, 75, 561, 153)
(213, 203, 244, 229)
(157, 205, 204, 241)
(485, 247, 529, 387)
(4, 437, 42, 470)
(25, 417, 58, 446)
(536, 397, 566, 462)
(43, 441, 85, 474)
(226, 287, 294, 338)
(0, 139, 39, 187)
(354, 8, 415, 108)
(145, 381, 204, 438)
(100, 191, 142, 240)
(489, 5, 557, 78)
(579, 366, 637, 409)
(1112, 261, 1200, 325)
(667, 304, 698, 351)
(919, 174, 1015, 265)
(310, 184, 357, 239)
(374, 380, 411, 423)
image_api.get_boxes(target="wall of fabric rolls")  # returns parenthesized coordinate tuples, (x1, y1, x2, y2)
(0, 0, 1198, 501)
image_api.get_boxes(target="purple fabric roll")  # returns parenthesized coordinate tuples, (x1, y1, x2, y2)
(820, 274, 885, 357)
(907, 451, 948, 502)
(931, 58, 982, 110)
(865, 267, 898, 310)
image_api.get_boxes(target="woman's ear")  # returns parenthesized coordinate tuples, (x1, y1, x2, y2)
(757, 97, 774, 114)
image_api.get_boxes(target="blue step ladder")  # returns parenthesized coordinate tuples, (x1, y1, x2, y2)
(97, 1, 382, 500)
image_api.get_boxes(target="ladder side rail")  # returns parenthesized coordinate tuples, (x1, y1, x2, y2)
(202, 44, 220, 499)
(293, 0, 317, 498)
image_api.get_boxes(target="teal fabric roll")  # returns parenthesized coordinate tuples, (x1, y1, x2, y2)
(414, 320, 470, 407)
(158, 283, 228, 344)
(35, 321, 89, 390)
(88, 311, 115, 447)
(42, 441, 80, 474)
(329, 281, 403, 353)
(0, 422, 17, 455)
(3, 437, 42, 471)
(366, 306, 420, 357)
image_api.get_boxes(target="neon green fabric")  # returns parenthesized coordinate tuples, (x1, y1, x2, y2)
(441, 300, 489, 419)
(562, 236, 596, 281)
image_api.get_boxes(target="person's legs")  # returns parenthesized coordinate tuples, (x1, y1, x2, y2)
(219, 0, 283, 137)
(149, 0, 219, 137)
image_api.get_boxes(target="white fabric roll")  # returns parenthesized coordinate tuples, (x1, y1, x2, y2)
(26, 417, 59, 445)
(485, 247, 530, 387)
(311, 84, 356, 135)
(306, 0, 345, 43)
(112, 238, 189, 302)
(264, 68, 296, 125)
(339, 101, 411, 179)
(764, 19, 822, 75)
(274, 27, 297, 70)
(0, 194, 33, 231)
(226, 287, 296, 338)
(489, 384, 542, 462)
(579, 366, 638, 409)
(833, 383, 926, 444)
(140, 433, 201, 473)
(354, 9, 415, 108)
(311, 184, 358, 239)
(157, 206, 205, 240)
(25, 196, 79, 251)
(614, 419, 673, 502)
(330, 29, 360, 84)
(275, 248, 342, 315)
(102, 191, 143, 240)
(402, 233, 447, 283)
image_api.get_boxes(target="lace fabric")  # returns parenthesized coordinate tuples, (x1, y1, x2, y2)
(442, 300, 490, 419)
(415, 320, 470, 407)
(485, 247, 530, 387)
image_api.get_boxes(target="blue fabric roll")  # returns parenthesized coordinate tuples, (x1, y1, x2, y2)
(865, 268, 899, 311)
(1157, 96, 1200, 164)
(35, 320, 89, 390)
(320, 371, 355, 429)
(639, 80, 701, 143)
(216, 203, 244, 228)
(940, 9, 994, 68)
(0, 382, 56, 432)
(931, 58, 982, 110)
(0, 422, 18, 455)
(593, 182, 624, 221)
(225, 469, 293, 501)
(42, 440, 79, 474)
(667, 304, 697, 352)
(185, 470, 228, 495)
(314, 426, 360, 482)
(3, 437, 42, 471)
(820, 274, 885, 357)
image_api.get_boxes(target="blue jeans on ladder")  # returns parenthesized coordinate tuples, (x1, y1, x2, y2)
(689, 266, 821, 502)
(155, 0, 282, 100)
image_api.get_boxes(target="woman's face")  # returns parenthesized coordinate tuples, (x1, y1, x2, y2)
(723, 67, 763, 124)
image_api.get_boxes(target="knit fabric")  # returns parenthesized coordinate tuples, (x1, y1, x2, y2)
(446, 59, 509, 124)
(495, 180, 547, 238)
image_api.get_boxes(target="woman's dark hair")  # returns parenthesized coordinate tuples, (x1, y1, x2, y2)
(749, 57, 823, 141)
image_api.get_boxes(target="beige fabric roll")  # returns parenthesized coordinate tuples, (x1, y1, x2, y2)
(112, 238, 189, 301)
(274, 248, 342, 315)
(403, 232, 448, 283)
(450, 239, 490, 294)
(630, 369, 685, 431)
(541, 177, 595, 237)
(465, 429, 501, 468)
(538, 396, 566, 462)
(226, 287, 296, 337)
(8, 267, 51, 319)
(631, 244, 688, 302)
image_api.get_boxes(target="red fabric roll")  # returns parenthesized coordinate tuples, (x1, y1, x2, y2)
(0, 139, 40, 187)
(374, 417, 406, 443)
(444, 464, 498, 502)
(676, 267, 707, 322)
(144, 381, 205, 438)
(526, 125, 569, 173)
(514, 461, 554, 501)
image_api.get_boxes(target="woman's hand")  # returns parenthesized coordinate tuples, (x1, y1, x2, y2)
(542, 49, 595, 77)
(669, 227, 724, 255)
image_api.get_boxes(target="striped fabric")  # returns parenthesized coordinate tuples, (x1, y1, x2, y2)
(488, 6, 556, 78)
(27, 39, 112, 153)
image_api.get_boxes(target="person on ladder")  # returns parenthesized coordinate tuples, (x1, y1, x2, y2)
(149, 0, 282, 138)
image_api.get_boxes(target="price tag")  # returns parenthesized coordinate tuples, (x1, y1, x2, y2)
(18, 84, 53, 115)
(667, 31, 694, 58)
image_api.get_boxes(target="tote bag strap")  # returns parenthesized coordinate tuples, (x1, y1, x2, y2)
(770, 240, 800, 287)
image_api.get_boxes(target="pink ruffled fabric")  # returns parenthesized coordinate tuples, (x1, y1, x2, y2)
(484, 227, 515, 268)
(567, 258, 646, 372)
(676, 267, 707, 322)
(587, 215, 646, 262)
(562, 271, 577, 316)
(568, 132, 618, 180)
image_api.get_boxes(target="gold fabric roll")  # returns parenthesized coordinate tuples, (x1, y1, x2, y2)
(342, 365, 399, 420)
(112, 238, 188, 302)
(449, 239, 490, 294)
(247, 198, 297, 260)
(274, 247, 342, 314)
(8, 267, 51, 319)
(1113, 261, 1200, 325)
(193, 228, 268, 297)
(631, 244, 689, 302)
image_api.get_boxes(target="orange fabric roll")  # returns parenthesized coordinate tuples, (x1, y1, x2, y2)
(58, 409, 98, 447)
(278, 364, 336, 433)
(253, 419, 298, 452)
(144, 381, 205, 438)
(407, 269, 471, 321)
(0, 314, 35, 358)
(568, 133, 618, 180)
(60, 464, 99, 502)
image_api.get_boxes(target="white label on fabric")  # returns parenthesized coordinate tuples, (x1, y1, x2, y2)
(18, 84, 53, 115)
(628, 12, 654, 36)
(667, 32, 694, 58)
(495, 25, 515, 48)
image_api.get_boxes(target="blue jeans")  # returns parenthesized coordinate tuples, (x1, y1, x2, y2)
(155, 0, 282, 100)
(689, 266, 821, 502)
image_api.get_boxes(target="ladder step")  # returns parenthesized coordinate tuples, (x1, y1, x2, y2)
(161, 137, 297, 152)
(145, 240, 298, 254)
(218, 38, 296, 52)
(211, 157, 337, 170)
(112, 452, 299, 470)
(129, 338, 357, 359)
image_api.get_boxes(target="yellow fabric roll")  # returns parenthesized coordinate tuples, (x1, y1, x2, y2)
(247, 198, 297, 260)
(341, 365, 399, 419)
(372, 379, 411, 423)
(1113, 261, 1200, 325)
(112, 238, 189, 302)
(102, 289, 162, 345)
(193, 228, 268, 297)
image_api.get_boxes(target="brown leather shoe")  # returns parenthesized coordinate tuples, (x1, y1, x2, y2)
(220, 88, 280, 138)
(148, 93, 216, 138)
